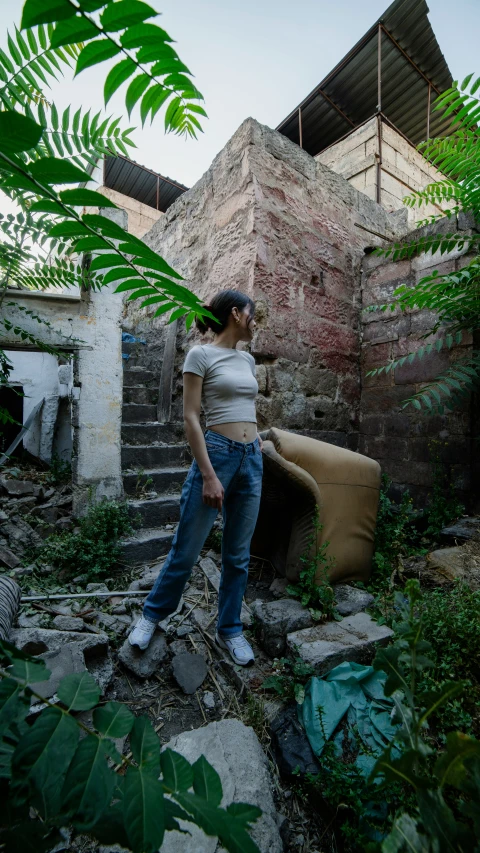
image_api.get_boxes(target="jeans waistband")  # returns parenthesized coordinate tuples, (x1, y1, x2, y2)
(205, 429, 259, 453)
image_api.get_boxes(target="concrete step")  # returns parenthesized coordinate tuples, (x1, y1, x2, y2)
(123, 466, 187, 496)
(122, 404, 157, 424)
(121, 527, 175, 565)
(123, 366, 157, 386)
(122, 444, 188, 470)
(128, 495, 181, 527)
(121, 422, 185, 444)
(123, 386, 157, 405)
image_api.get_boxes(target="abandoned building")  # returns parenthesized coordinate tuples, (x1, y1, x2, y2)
(2, 0, 476, 564)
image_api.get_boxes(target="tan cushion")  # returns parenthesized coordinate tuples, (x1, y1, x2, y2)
(254, 428, 381, 584)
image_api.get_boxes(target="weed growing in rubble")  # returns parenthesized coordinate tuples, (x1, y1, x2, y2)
(286, 513, 337, 620)
(263, 656, 316, 705)
(45, 453, 71, 486)
(37, 500, 134, 580)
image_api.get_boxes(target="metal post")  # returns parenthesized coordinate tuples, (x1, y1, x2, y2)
(298, 107, 303, 149)
(377, 24, 382, 113)
(426, 82, 431, 140)
(156, 175, 160, 210)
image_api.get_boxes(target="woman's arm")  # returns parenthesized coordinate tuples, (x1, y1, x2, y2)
(183, 372, 224, 510)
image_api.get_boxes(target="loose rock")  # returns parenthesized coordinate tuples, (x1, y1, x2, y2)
(10, 626, 113, 691)
(251, 598, 313, 657)
(0, 544, 21, 569)
(172, 652, 208, 694)
(52, 615, 85, 632)
(31, 645, 86, 700)
(202, 690, 216, 710)
(86, 582, 110, 593)
(287, 612, 393, 674)
(440, 517, 480, 544)
(269, 577, 288, 597)
(118, 632, 168, 679)
(333, 584, 374, 616)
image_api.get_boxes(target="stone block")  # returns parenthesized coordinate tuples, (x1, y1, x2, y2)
(251, 599, 313, 657)
(0, 478, 39, 497)
(440, 517, 480, 544)
(286, 612, 393, 674)
(333, 585, 374, 616)
(118, 633, 168, 679)
(0, 545, 21, 569)
(160, 719, 283, 853)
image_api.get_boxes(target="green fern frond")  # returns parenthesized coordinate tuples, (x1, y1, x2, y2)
(375, 233, 480, 262)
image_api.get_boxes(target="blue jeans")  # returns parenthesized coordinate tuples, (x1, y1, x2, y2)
(143, 430, 263, 637)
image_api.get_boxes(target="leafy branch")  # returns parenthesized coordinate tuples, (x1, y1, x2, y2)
(0, 639, 262, 853)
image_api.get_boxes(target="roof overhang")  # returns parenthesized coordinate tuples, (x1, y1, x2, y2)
(276, 0, 454, 156)
(103, 155, 188, 213)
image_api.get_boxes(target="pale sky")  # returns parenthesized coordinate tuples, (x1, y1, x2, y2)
(0, 0, 479, 203)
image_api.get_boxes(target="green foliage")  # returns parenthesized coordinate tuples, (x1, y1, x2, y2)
(419, 583, 480, 736)
(368, 580, 480, 852)
(262, 656, 316, 705)
(0, 639, 261, 853)
(286, 511, 337, 620)
(44, 451, 71, 485)
(370, 476, 418, 591)
(37, 498, 134, 579)
(366, 74, 480, 413)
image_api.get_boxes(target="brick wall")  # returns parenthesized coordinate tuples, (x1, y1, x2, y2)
(359, 215, 477, 505)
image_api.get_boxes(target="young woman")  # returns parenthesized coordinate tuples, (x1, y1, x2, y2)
(128, 289, 263, 665)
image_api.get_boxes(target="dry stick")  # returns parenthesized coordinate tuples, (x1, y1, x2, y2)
(208, 668, 225, 701)
(196, 690, 208, 724)
(175, 599, 202, 629)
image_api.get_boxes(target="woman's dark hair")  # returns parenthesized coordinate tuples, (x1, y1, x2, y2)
(195, 289, 255, 334)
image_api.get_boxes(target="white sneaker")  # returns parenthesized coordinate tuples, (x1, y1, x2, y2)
(215, 632, 255, 666)
(128, 615, 157, 650)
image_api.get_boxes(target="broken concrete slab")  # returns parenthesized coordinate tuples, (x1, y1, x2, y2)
(251, 598, 313, 657)
(172, 652, 208, 694)
(0, 477, 38, 497)
(333, 584, 374, 616)
(161, 719, 283, 853)
(86, 582, 110, 593)
(287, 612, 393, 674)
(10, 626, 113, 691)
(199, 557, 252, 626)
(31, 645, 86, 700)
(118, 632, 168, 679)
(52, 615, 85, 632)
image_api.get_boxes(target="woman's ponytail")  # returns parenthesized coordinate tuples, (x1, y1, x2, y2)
(194, 290, 254, 335)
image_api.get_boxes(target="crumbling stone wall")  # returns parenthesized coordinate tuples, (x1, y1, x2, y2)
(130, 118, 406, 447)
(359, 216, 477, 504)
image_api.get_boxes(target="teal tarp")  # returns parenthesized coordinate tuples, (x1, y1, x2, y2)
(298, 661, 399, 776)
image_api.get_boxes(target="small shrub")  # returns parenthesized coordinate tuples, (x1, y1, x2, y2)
(38, 499, 134, 580)
(286, 511, 337, 620)
(419, 582, 480, 736)
(370, 476, 419, 591)
(45, 453, 71, 486)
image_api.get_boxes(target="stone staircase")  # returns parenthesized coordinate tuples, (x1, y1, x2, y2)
(120, 339, 189, 565)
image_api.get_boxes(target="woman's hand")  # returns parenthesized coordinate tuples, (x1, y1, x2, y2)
(202, 473, 224, 510)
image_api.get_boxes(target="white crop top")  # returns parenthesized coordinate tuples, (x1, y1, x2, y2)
(182, 344, 258, 427)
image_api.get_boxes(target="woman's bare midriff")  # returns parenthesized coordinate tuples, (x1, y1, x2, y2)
(209, 422, 257, 443)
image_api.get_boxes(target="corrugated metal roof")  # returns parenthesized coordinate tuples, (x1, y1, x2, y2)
(104, 155, 188, 213)
(276, 0, 454, 156)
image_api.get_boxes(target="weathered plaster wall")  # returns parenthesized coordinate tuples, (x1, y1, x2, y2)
(316, 117, 449, 227)
(131, 118, 406, 446)
(359, 215, 477, 504)
(3, 208, 125, 513)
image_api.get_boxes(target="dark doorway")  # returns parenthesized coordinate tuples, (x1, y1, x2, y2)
(0, 385, 23, 456)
